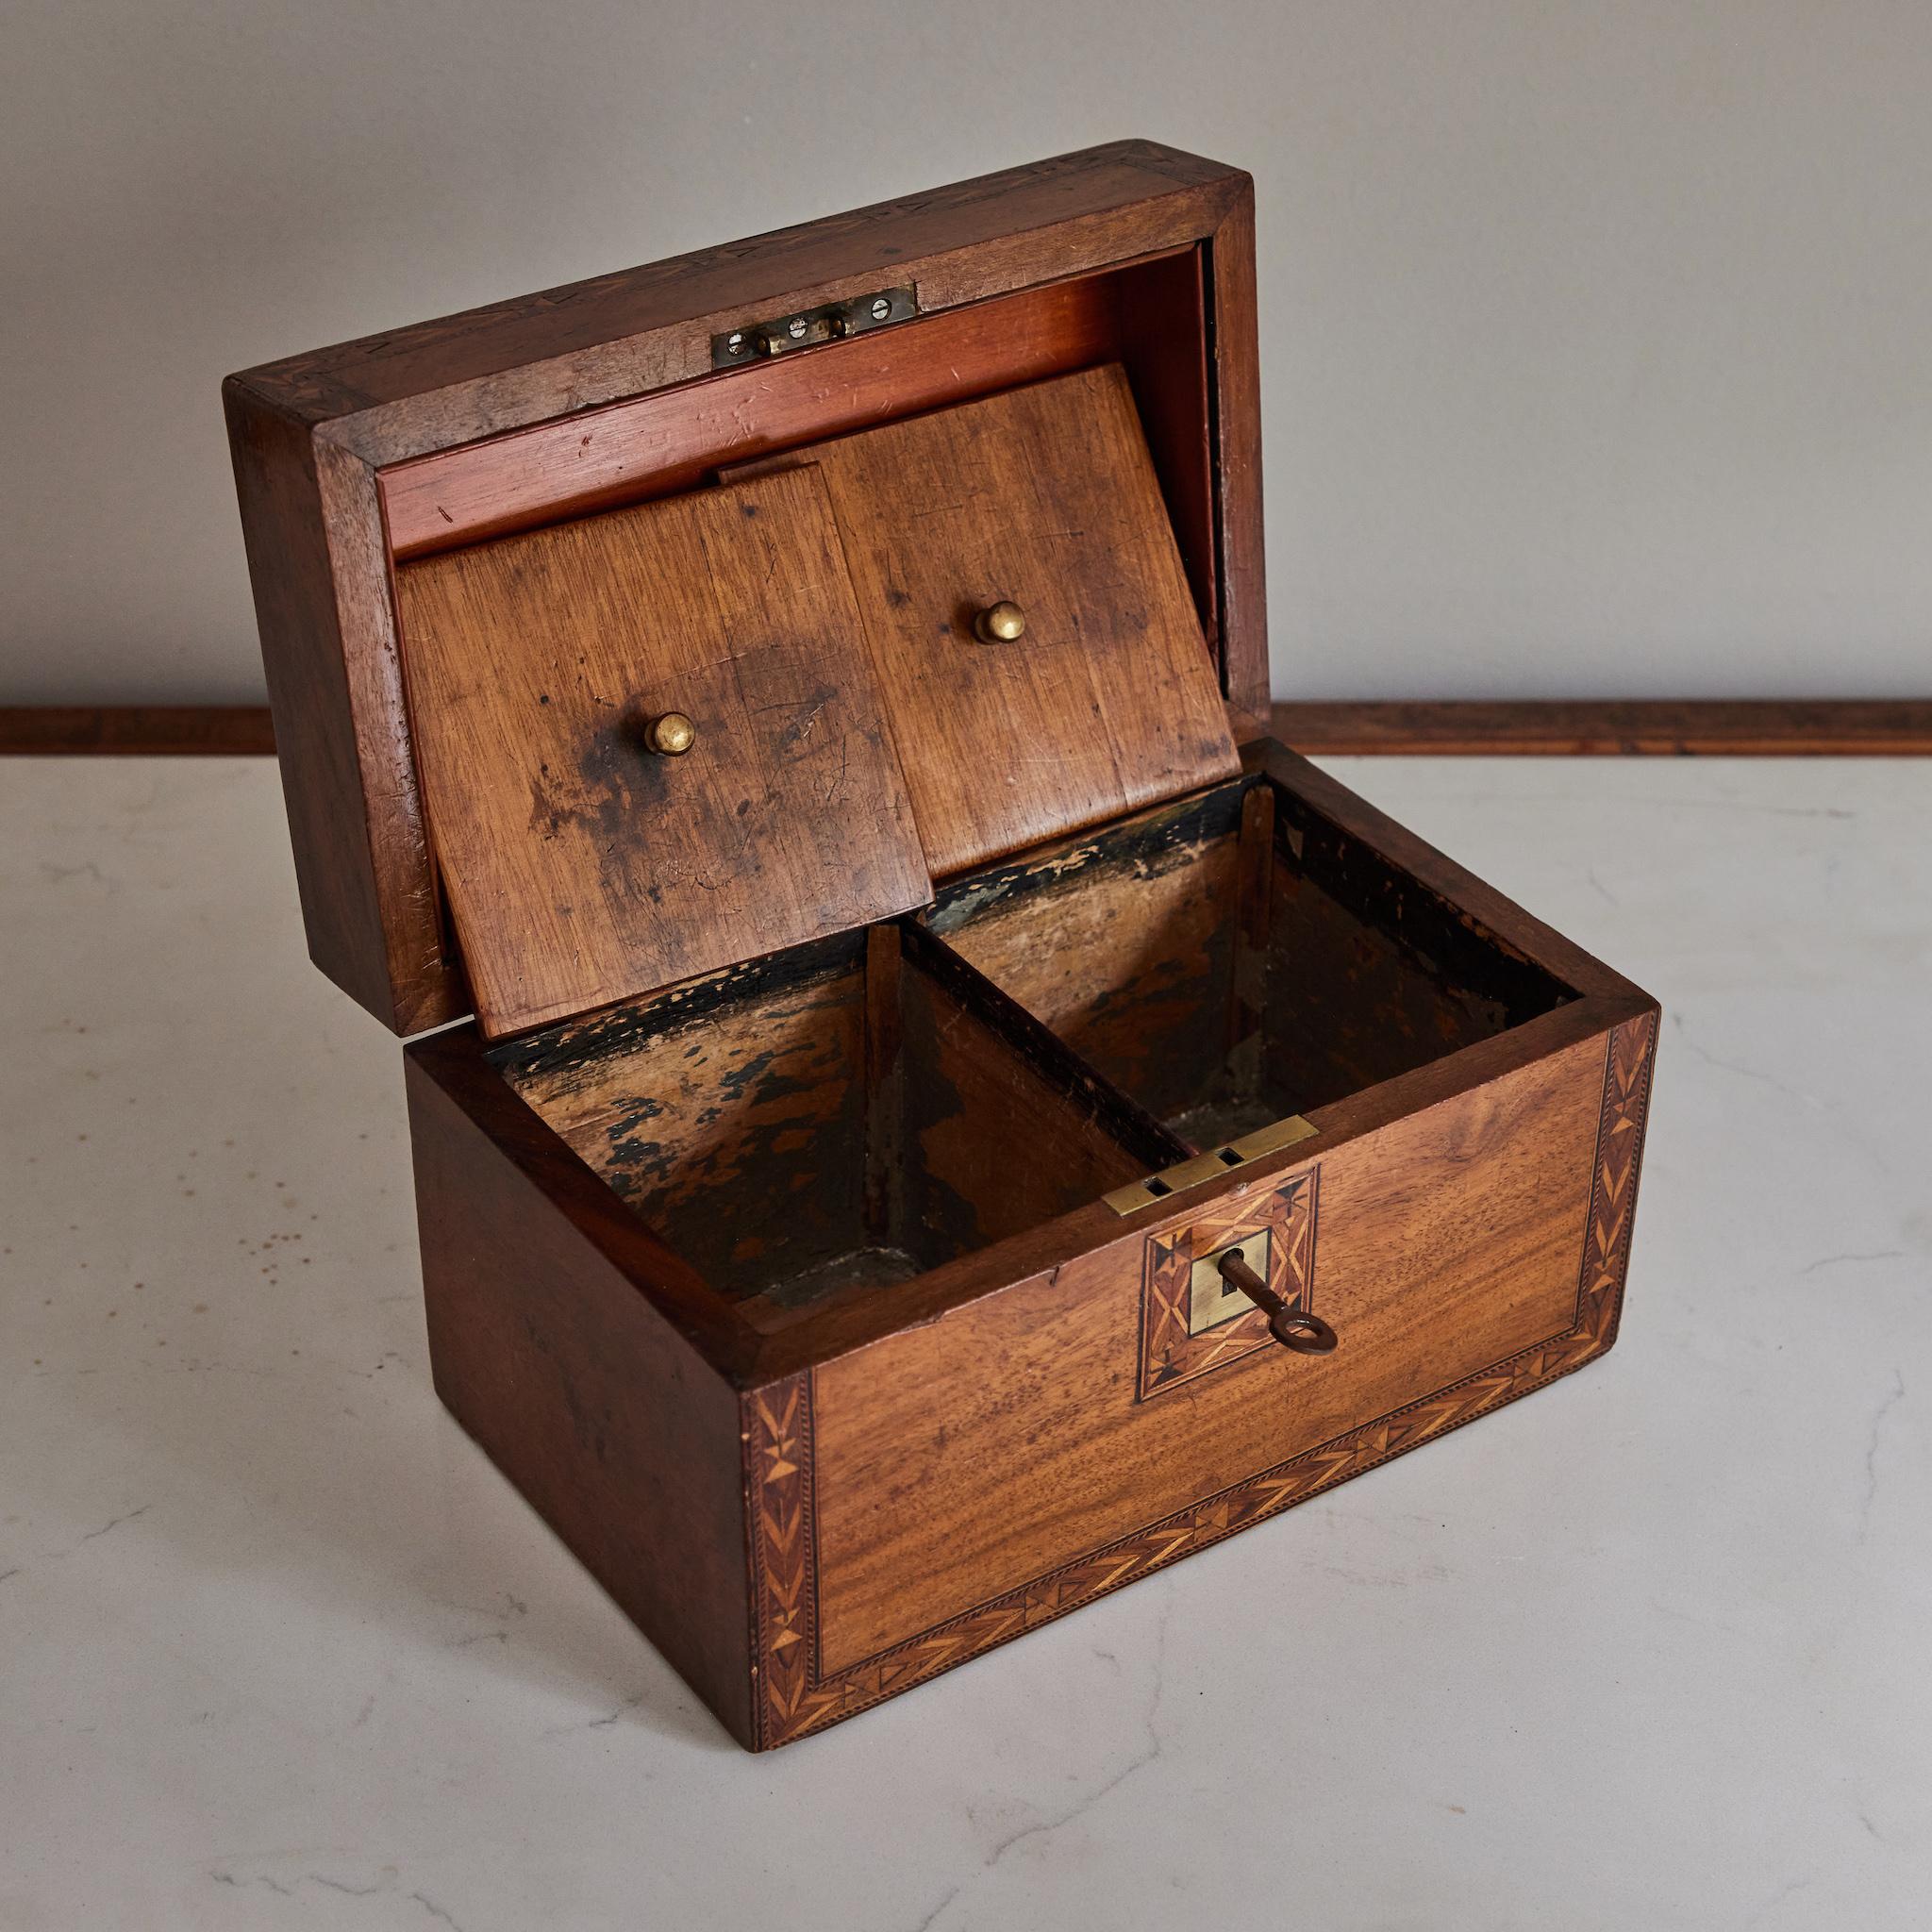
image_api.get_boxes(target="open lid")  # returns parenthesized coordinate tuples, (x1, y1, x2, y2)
(225, 140, 1265, 1033)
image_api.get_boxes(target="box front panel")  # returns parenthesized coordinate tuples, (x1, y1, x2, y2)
(743, 1012, 1656, 1746)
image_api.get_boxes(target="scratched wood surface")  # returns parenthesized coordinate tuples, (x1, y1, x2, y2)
(392, 466, 931, 1037)
(727, 364, 1240, 875)
(216, 135, 1677, 1753)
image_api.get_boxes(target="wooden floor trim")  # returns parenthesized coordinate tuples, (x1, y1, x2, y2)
(1271, 699, 1932, 756)
(0, 707, 277, 755)
(2, 701, 1929, 757)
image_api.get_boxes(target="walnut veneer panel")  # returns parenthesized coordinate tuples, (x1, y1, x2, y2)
(393, 467, 930, 1036)
(406, 1047, 757, 1744)
(727, 363, 1239, 875)
(807, 1026, 1609, 1674)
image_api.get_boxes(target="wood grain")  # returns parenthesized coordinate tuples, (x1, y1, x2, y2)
(727, 364, 1240, 874)
(405, 980, 1655, 1747)
(741, 758, 1651, 1382)
(393, 466, 930, 1036)
(893, 923, 1186, 1268)
(1135, 1161, 1320, 1400)
(238, 142, 1241, 441)
(1262, 772, 1580, 1110)
(493, 935, 872, 1304)
(393, 738, 1661, 1747)
(1257, 740, 1651, 1006)
(925, 783, 1248, 1124)
(210, 137, 1689, 1756)
(741, 1009, 1657, 1745)
(1205, 180, 1269, 724)
(379, 251, 1220, 639)
(759, 1013, 1649, 1727)
(488, 923, 1178, 1317)
(927, 764, 1576, 1144)
(225, 141, 1253, 1034)
(224, 390, 437, 1031)
(406, 1031, 758, 1745)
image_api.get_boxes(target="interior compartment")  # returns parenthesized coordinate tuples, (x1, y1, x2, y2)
(489, 922, 1183, 1312)
(924, 770, 1579, 1153)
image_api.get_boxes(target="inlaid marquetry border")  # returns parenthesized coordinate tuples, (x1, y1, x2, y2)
(1135, 1168, 1321, 1400)
(746, 1377, 821, 1738)
(743, 1009, 1657, 1749)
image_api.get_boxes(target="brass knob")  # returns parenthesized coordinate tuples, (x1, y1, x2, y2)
(644, 711, 696, 756)
(974, 599, 1027, 643)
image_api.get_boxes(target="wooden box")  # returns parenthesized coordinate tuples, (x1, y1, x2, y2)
(225, 141, 1658, 1750)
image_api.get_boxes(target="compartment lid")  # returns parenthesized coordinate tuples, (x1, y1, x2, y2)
(393, 466, 931, 1037)
(725, 364, 1240, 875)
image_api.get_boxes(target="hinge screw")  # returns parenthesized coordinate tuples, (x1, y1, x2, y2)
(724, 331, 744, 354)
(871, 296, 891, 322)
(787, 316, 808, 340)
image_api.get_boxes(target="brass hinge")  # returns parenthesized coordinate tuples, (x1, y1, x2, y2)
(1103, 1113, 1319, 1216)
(710, 286, 919, 369)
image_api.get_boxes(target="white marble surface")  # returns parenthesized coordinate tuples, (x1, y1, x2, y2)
(2, 755, 1927, 1931)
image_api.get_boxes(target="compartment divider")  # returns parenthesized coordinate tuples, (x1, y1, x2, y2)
(896, 918, 1191, 1178)
(862, 924, 904, 1245)
(1229, 780, 1275, 1071)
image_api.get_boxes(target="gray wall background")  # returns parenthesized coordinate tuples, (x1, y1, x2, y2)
(8, 0, 1930, 704)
